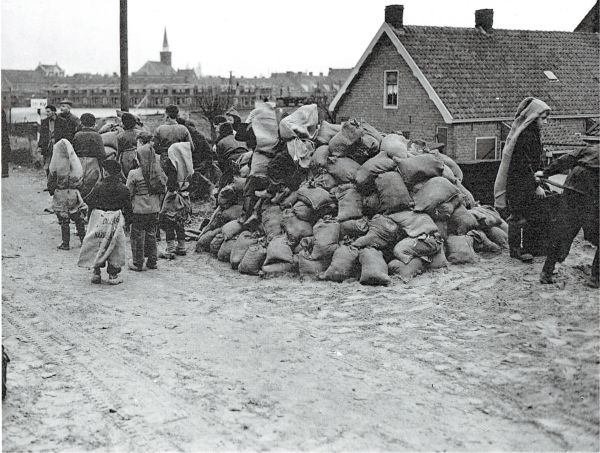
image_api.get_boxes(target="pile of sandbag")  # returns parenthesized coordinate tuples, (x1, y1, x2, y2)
(195, 107, 508, 285)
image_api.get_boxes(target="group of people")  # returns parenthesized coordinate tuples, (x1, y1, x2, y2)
(45, 101, 209, 285)
(494, 97, 599, 288)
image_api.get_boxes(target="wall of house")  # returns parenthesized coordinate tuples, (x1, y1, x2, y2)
(453, 122, 502, 162)
(335, 33, 451, 154)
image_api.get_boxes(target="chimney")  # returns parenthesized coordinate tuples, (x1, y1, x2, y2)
(385, 5, 404, 29)
(475, 9, 493, 33)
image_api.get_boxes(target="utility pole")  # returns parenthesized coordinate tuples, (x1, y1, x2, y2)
(119, 0, 129, 112)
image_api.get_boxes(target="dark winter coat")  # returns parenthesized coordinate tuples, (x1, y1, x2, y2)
(506, 122, 544, 217)
(72, 127, 107, 161)
(86, 174, 133, 224)
(38, 116, 72, 156)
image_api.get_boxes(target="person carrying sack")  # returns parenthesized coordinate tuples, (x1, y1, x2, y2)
(79, 160, 132, 284)
(47, 139, 87, 250)
(159, 142, 194, 259)
(126, 140, 167, 271)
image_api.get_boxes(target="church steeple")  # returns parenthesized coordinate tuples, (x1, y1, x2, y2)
(160, 27, 172, 67)
(162, 27, 169, 52)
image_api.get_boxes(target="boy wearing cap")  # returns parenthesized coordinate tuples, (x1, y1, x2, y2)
(72, 113, 106, 202)
(58, 99, 81, 142)
(117, 112, 141, 178)
(84, 160, 133, 284)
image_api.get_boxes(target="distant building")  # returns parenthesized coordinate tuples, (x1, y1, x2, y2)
(35, 63, 65, 78)
(329, 5, 600, 162)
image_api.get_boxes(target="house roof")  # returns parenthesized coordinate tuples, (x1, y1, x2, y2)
(134, 61, 176, 77)
(330, 23, 600, 123)
(541, 121, 588, 151)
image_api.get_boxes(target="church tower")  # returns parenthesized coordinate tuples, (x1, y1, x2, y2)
(160, 27, 172, 67)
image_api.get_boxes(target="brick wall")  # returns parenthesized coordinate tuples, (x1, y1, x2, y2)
(453, 122, 502, 162)
(335, 34, 451, 153)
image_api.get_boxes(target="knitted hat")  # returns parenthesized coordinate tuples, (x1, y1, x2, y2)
(80, 113, 96, 128)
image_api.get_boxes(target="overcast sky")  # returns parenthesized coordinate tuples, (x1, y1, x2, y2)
(1, 0, 595, 77)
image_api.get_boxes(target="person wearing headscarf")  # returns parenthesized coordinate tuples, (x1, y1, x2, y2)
(82, 160, 133, 284)
(117, 112, 140, 178)
(126, 136, 167, 271)
(215, 121, 248, 190)
(47, 139, 87, 250)
(494, 97, 551, 262)
(538, 141, 599, 287)
(72, 113, 107, 202)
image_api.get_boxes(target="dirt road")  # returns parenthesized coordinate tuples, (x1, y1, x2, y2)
(2, 167, 599, 451)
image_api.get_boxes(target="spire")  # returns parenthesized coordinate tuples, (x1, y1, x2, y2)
(162, 27, 169, 51)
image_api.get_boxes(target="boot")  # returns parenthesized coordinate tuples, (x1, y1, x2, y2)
(510, 247, 534, 263)
(508, 221, 533, 263)
(539, 271, 555, 284)
(159, 240, 176, 260)
(175, 240, 187, 256)
(57, 224, 70, 250)
(91, 268, 101, 284)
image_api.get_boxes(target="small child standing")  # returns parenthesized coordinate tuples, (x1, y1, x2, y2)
(47, 139, 87, 250)
(126, 135, 166, 271)
(78, 160, 132, 284)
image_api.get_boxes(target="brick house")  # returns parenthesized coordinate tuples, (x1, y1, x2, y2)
(329, 5, 600, 164)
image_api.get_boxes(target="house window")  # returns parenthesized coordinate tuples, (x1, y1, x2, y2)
(475, 136, 497, 160)
(384, 70, 398, 108)
(436, 126, 448, 146)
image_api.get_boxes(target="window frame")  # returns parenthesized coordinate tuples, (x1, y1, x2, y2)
(436, 126, 448, 146)
(383, 70, 399, 109)
(474, 136, 498, 161)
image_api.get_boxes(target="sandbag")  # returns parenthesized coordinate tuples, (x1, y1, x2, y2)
(298, 251, 328, 278)
(357, 122, 383, 158)
(297, 186, 335, 212)
(362, 193, 381, 216)
(468, 230, 502, 253)
(393, 234, 441, 264)
(388, 258, 425, 281)
(221, 204, 243, 223)
(261, 262, 294, 277)
(312, 172, 338, 191)
(261, 204, 283, 241)
(485, 226, 509, 249)
(395, 153, 444, 188)
(435, 220, 449, 240)
(448, 204, 479, 235)
(239, 244, 267, 275)
(340, 217, 369, 238)
(315, 122, 342, 145)
(311, 217, 340, 260)
(387, 210, 438, 238)
(246, 103, 279, 154)
(327, 157, 360, 183)
(281, 190, 298, 209)
(430, 151, 463, 182)
(429, 196, 462, 221)
(217, 238, 237, 262)
(413, 177, 460, 213)
(299, 236, 315, 254)
(355, 152, 397, 188)
(445, 235, 478, 264)
(442, 164, 458, 184)
(328, 119, 363, 157)
(101, 131, 119, 150)
(335, 183, 363, 221)
(375, 172, 413, 214)
(196, 228, 222, 253)
(282, 209, 313, 245)
(352, 214, 398, 249)
(380, 134, 409, 160)
(359, 248, 391, 286)
(230, 231, 259, 269)
(320, 245, 360, 282)
(292, 200, 314, 223)
(311, 145, 330, 168)
(264, 235, 294, 265)
(210, 232, 226, 256)
(278, 104, 318, 140)
(429, 247, 449, 269)
(232, 176, 246, 194)
(470, 205, 503, 229)
(456, 181, 476, 209)
(221, 219, 243, 240)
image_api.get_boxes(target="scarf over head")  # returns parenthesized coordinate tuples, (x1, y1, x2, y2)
(136, 143, 167, 194)
(493, 97, 551, 209)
